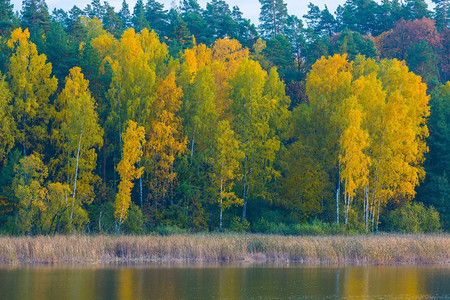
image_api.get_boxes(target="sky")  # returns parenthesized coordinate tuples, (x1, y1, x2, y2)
(9, 0, 360, 24)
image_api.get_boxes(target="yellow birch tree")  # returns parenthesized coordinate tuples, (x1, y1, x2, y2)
(7, 28, 57, 157)
(115, 120, 145, 229)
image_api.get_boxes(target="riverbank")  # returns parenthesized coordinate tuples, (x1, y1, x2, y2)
(0, 234, 448, 265)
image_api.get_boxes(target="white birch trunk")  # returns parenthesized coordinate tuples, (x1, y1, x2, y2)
(219, 165, 224, 232)
(70, 128, 83, 227)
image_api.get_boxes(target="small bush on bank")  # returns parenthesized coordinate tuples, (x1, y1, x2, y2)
(156, 225, 187, 235)
(251, 218, 360, 236)
(383, 202, 441, 233)
(98, 202, 145, 234)
(230, 217, 250, 232)
(121, 204, 144, 234)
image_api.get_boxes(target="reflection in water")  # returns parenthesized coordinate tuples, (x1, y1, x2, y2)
(0, 264, 449, 299)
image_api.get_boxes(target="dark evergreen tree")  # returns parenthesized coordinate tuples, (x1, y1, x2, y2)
(433, 0, 449, 31)
(21, 0, 50, 32)
(0, 0, 16, 74)
(304, 3, 336, 36)
(303, 29, 329, 67)
(373, 0, 395, 35)
(417, 84, 450, 230)
(319, 5, 337, 36)
(132, 0, 149, 31)
(51, 8, 69, 29)
(285, 15, 305, 79)
(406, 40, 440, 87)
(231, 6, 258, 48)
(21, 0, 51, 51)
(0, 0, 17, 36)
(179, 0, 207, 44)
(204, 0, 236, 41)
(304, 3, 321, 35)
(390, 0, 404, 22)
(84, 0, 105, 19)
(145, 0, 167, 36)
(258, 0, 288, 38)
(336, 0, 378, 35)
(263, 35, 293, 80)
(45, 20, 77, 88)
(103, 2, 123, 37)
(403, 0, 429, 20)
(67, 6, 85, 41)
(330, 29, 377, 60)
(440, 28, 450, 82)
(167, 8, 191, 55)
(118, 0, 132, 29)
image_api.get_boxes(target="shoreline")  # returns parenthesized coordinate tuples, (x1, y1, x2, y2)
(0, 234, 449, 266)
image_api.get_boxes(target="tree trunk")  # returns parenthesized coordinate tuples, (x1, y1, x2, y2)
(190, 128, 195, 164)
(219, 166, 223, 232)
(241, 156, 248, 222)
(345, 193, 350, 225)
(336, 164, 341, 224)
(139, 159, 143, 208)
(364, 186, 369, 231)
(98, 211, 102, 232)
(70, 128, 83, 228)
(272, 0, 277, 37)
(376, 197, 381, 232)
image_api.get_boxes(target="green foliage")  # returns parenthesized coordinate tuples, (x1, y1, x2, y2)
(98, 201, 144, 234)
(259, 0, 288, 38)
(330, 29, 377, 60)
(406, 40, 440, 88)
(0, 0, 447, 235)
(252, 218, 358, 235)
(156, 224, 187, 235)
(417, 83, 450, 230)
(383, 202, 441, 233)
(121, 203, 144, 234)
(230, 216, 250, 232)
(0, 0, 17, 37)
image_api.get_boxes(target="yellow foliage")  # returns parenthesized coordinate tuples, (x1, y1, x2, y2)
(139, 28, 168, 65)
(213, 120, 244, 209)
(56, 67, 103, 229)
(147, 72, 186, 203)
(8, 28, 57, 155)
(115, 121, 145, 225)
(339, 97, 371, 200)
(80, 17, 109, 40)
(306, 54, 353, 109)
(7, 28, 29, 48)
(305, 55, 430, 229)
(184, 42, 212, 80)
(0, 72, 15, 165)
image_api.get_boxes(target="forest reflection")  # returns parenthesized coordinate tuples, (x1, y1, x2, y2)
(0, 265, 448, 299)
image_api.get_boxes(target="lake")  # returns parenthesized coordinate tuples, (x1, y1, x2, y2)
(0, 264, 449, 299)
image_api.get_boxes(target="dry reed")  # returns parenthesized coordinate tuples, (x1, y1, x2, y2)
(0, 234, 448, 265)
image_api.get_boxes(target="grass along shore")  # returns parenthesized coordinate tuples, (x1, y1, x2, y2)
(0, 234, 449, 265)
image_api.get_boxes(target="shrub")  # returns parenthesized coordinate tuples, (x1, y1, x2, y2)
(383, 202, 441, 233)
(98, 202, 115, 233)
(122, 203, 144, 234)
(252, 218, 290, 234)
(98, 202, 145, 234)
(230, 217, 250, 232)
(251, 218, 358, 236)
(156, 225, 187, 235)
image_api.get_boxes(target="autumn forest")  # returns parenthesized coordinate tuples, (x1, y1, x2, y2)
(0, 0, 448, 235)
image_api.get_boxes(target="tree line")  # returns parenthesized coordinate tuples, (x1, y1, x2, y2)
(0, 0, 448, 234)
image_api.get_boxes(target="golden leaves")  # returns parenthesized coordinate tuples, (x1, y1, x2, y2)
(115, 121, 145, 224)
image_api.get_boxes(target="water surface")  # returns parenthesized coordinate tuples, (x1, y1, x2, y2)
(0, 264, 449, 299)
